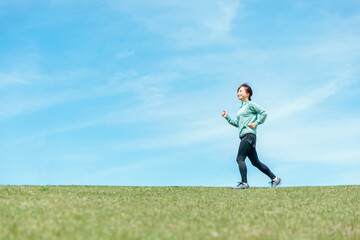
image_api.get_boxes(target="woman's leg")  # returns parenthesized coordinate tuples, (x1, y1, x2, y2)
(236, 140, 252, 183)
(247, 147, 276, 180)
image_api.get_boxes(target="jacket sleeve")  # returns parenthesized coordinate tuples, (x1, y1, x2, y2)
(250, 102, 267, 127)
(225, 115, 239, 128)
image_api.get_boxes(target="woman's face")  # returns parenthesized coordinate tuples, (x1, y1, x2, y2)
(237, 87, 249, 101)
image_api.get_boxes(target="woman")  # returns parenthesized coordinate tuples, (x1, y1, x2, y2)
(222, 84, 282, 189)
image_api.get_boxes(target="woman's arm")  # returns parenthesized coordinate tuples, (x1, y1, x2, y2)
(222, 110, 239, 128)
(249, 102, 267, 127)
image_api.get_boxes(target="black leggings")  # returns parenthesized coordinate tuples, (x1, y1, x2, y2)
(236, 137, 275, 183)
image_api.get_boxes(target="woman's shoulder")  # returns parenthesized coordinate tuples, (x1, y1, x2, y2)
(248, 101, 260, 107)
(248, 101, 265, 111)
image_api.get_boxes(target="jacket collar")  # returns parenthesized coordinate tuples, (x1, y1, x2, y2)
(241, 100, 249, 106)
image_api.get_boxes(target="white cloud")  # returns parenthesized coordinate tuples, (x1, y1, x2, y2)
(0, 82, 127, 119)
(0, 73, 28, 87)
(0, 71, 46, 88)
(203, 2, 238, 36)
(116, 51, 134, 59)
(261, 118, 360, 165)
(169, 1, 239, 47)
(0, 68, 180, 119)
(268, 71, 357, 121)
(108, 0, 240, 47)
(113, 123, 232, 151)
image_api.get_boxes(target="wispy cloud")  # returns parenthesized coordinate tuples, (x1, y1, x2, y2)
(0, 70, 46, 88)
(0, 72, 29, 87)
(0, 68, 180, 120)
(108, 0, 240, 47)
(116, 51, 134, 59)
(261, 118, 360, 164)
(113, 122, 232, 151)
(0, 82, 127, 119)
(168, 1, 239, 47)
(268, 71, 357, 120)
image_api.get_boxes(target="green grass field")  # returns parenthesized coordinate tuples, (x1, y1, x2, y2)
(0, 185, 359, 240)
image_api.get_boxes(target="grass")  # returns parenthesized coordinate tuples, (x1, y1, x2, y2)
(0, 185, 359, 240)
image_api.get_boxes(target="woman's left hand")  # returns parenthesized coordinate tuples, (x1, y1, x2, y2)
(248, 123, 256, 129)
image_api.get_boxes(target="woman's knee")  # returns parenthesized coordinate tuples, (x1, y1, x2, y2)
(236, 155, 246, 164)
(250, 160, 261, 167)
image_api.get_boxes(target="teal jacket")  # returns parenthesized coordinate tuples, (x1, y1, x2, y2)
(225, 100, 267, 138)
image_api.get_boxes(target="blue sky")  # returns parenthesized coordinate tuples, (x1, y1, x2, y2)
(1, 0, 359, 187)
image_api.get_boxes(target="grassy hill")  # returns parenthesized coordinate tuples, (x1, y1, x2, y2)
(0, 185, 359, 239)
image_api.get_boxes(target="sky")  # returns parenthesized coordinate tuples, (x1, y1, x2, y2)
(0, 0, 359, 187)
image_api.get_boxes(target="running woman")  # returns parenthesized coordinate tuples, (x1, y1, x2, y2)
(222, 84, 282, 189)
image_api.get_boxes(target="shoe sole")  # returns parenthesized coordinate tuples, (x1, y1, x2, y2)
(230, 186, 250, 189)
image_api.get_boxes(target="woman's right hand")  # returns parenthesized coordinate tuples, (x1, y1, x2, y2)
(222, 110, 228, 118)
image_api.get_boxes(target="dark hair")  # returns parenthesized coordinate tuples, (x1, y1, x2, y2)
(237, 83, 253, 101)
